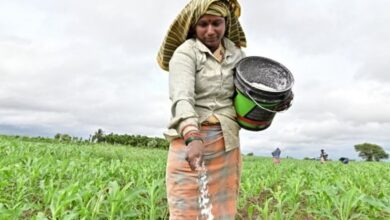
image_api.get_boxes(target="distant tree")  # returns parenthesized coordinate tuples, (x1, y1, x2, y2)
(147, 139, 158, 148)
(354, 143, 389, 161)
(61, 134, 72, 142)
(54, 133, 61, 140)
(247, 152, 254, 156)
(303, 157, 316, 160)
(92, 129, 105, 143)
(53, 133, 72, 142)
(72, 136, 82, 142)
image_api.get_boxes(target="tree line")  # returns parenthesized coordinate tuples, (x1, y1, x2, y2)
(87, 129, 169, 149)
(8, 128, 170, 150)
(5, 131, 389, 161)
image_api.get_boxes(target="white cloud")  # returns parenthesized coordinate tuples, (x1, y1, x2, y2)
(1, 0, 389, 160)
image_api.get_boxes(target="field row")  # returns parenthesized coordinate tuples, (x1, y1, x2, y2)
(1, 136, 390, 219)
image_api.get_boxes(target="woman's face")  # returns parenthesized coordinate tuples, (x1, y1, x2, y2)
(195, 14, 226, 52)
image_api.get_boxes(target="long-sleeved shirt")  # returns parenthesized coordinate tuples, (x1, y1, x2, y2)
(272, 148, 281, 158)
(164, 37, 246, 151)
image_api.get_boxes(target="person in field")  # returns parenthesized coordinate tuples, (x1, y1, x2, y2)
(271, 147, 281, 165)
(157, 0, 246, 218)
(320, 149, 328, 164)
(339, 157, 349, 164)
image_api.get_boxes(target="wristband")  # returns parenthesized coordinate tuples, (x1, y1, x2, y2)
(185, 136, 203, 146)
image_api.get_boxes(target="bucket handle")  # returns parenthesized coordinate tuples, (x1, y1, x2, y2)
(245, 90, 292, 113)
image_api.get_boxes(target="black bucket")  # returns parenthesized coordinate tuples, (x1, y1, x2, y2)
(234, 56, 294, 131)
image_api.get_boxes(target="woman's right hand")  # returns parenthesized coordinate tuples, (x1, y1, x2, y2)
(185, 140, 204, 171)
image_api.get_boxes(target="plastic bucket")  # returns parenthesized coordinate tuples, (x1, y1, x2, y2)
(234, 56, 294, 131)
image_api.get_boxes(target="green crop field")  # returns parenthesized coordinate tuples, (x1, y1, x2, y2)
(1, 135, 390, 219)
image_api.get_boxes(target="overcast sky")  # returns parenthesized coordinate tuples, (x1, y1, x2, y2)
(1, 0, 389, 160)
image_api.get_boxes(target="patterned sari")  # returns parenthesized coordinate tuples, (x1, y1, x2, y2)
(166, 125, 241, 219)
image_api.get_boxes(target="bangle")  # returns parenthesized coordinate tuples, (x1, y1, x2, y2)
(185, 136, 203, 146)
(183, 131, 202, 141)
(182, 128, 199, 138)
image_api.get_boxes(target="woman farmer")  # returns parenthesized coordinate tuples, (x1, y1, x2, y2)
(157, 0, 247, 218)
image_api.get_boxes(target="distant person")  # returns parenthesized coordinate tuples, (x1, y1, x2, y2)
(271, 147, 281, 165)
(339, 157, 349, 164)
(320, 149, 328, 164)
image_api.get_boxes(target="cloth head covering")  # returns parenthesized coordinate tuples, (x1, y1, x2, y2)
(206, 1, 229, 17)
(157, 0, 247, 71)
